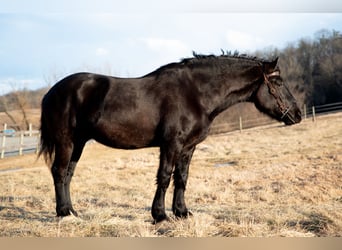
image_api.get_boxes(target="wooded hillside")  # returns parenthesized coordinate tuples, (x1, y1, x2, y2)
(258, 29, 342, 106)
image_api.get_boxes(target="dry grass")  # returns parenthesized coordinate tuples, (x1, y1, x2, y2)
(0, 113, 341, 237)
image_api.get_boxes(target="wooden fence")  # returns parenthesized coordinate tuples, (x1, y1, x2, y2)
(210, 104, 326, 134)
(0, 123, 40, 159)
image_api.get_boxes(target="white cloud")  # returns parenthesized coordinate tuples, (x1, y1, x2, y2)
(95, 47, 109, 56)
(141, 37, 188, 54)
(1, 12, 342, 91)
(134, 37, 191, 75)
(225, 30, 264, 52)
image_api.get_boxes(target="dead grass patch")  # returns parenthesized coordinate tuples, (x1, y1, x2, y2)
(0, 113, 341, 237)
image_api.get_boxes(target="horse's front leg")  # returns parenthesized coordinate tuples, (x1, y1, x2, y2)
(152, 143, 179, 223)
(172, 146, 195, 218)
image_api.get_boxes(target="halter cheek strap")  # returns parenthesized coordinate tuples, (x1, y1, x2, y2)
(263, 72, 291, 121)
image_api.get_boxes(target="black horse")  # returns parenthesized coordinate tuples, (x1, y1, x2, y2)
(39, 53, 301, 223)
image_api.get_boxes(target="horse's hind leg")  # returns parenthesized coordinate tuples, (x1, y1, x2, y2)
(51, 141, 74, 217)
(64, 140, 86, 216)
(172, 146, 195, 218)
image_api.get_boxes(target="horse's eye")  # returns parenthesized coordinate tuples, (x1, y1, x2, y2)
(272, 79, 283, 86)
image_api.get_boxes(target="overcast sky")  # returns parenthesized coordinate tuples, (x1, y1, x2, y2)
(1, 0, 342, 93)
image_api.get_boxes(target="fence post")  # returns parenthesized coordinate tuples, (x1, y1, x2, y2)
(239, 116, 243, 132)
(1, 124, 7, 159)
(29, 123, 32, 137)
(36, 132, 40, 154)
(19, 131, 24, 156)
(1, 134, 5, 159)
(312, 106, 316, 122)
(303, 104, 307, 120)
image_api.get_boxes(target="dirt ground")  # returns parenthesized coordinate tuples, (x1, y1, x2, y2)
(0, 113, 341, 237)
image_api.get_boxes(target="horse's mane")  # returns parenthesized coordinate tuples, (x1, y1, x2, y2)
(144, 50, 266, 77)
(183, 51, 266, 64)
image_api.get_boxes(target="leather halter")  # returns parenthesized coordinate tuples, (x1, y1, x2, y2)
(263, 71, 291, 120)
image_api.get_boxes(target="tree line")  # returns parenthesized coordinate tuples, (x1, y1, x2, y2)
(257, 29, 342, 107)
(0, 29, 341, 130)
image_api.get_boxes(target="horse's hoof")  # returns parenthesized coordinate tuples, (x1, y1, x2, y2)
(70, 208, 78, 217)
(57, 206, 78, 217)
(152, 214, 169, 224)
(174, 209, 193, 219)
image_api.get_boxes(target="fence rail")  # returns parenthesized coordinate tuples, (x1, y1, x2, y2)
(305, 102, 342, 116)
(0, 102, 342, 159)
(211, 102, 342, 134)
(0, 124, 40, 159)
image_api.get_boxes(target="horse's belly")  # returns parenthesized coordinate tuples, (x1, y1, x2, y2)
(93, 120, 158, 149)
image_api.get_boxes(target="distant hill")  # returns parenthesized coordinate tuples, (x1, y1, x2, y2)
(0, 87, 48, 112)
(0, 88, 47, 130)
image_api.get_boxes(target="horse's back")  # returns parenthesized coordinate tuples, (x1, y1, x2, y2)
(41, 70, 206, 149)
(42, 72, 163, 148)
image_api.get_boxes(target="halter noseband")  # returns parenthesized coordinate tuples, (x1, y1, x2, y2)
(263, 71, 292, 121)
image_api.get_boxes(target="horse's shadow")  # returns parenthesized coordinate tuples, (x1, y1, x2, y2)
(0, 196, 56, 223)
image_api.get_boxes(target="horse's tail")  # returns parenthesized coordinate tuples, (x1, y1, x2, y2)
(38, 95, 55, 166)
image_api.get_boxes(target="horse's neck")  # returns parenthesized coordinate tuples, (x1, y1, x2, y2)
(209, 81, 260, 120)
(194, 68, 261, 121)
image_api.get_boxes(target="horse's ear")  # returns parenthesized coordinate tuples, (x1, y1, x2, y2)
(263, 57, 279, 74)
(272, 57, 279, 67)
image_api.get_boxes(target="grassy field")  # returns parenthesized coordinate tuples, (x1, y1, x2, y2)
(0, 113, 341, 237)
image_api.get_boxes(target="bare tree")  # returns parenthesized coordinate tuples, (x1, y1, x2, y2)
(13, 89, 30, 130)
(0, 82, 31, 130)
(0, 95, 20, 131)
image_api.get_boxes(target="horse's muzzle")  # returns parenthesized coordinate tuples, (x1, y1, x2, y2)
(283, 108, 302, 125)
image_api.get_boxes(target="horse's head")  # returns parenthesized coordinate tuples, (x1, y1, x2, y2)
(254, 58, 302, 125)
